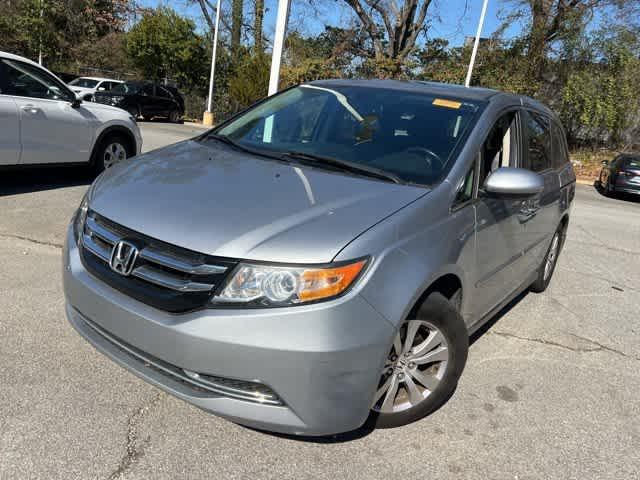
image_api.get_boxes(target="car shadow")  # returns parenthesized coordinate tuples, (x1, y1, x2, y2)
(241, 290, 530, 443)
(0, 166, 94, 197)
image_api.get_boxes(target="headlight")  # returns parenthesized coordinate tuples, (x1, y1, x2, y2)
(73, 193, 89, 245)
(212, 259, 368, 307)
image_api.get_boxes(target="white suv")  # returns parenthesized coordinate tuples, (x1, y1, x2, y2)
(0, 52, 141, 172)
(68, 76, 123, 100)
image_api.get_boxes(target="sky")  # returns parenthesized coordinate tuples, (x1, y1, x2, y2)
(140, 0, 526, 47)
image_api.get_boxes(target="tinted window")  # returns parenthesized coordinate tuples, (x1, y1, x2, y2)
(551, 123, 568, 168)
(69, 78, 99, 88)
(111, 83, 139, 94)
(142, 84, 154, 96)
(2, 59, 73, 101)
(215, 85, 481, 185)
(455, 164, 475, 205)
(525, 112, 552, 172)
(624, 156, 640, 169)
(157, 86, 172, 98)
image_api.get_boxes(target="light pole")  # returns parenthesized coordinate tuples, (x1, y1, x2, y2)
(203, 0, 222, 126)
(268, 0, 291, 96)
(465, 0, 489, 88)
(38, 0, 44, 65)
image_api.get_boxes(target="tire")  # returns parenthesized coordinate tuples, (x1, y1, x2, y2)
(168, 109, 182, 123)
(371, 292, 468, 429)
(92, 134, 132, 174)
(530, 225, 564, 293)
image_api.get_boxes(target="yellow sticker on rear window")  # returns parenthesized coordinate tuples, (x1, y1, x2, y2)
(433, 98, 462, 109)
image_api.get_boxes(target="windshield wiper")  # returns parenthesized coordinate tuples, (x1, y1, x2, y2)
(204, 134, 285, 161)
(282, 151, 403, 184)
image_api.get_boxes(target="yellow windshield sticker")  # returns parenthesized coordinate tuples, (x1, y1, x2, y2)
(433, 98, 462, 109)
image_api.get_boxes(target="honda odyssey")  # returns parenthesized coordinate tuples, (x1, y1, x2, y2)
(63, 80, 575, 436)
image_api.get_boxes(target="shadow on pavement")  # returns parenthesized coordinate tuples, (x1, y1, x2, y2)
(0, 166, 94, 197)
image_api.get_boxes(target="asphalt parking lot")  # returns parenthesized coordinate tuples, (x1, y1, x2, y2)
(1, 122, 639, 480)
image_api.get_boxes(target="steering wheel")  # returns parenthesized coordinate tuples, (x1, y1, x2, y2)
(406, 146, 444, 171)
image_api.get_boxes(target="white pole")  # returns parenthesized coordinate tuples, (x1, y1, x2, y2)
(268, 0, 291, 96)
(38, 0, 44, 65)
(464, 0, 489, 88)
(206, 0, 222, 113)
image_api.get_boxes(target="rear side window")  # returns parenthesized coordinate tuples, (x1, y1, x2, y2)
(551, 123, 569, 169)
(525, 111, 552, 172)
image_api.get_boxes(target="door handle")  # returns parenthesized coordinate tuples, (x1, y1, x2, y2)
(21, 105, 42, 114)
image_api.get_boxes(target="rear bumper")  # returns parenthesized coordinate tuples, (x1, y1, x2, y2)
(62, 226, 394, 436)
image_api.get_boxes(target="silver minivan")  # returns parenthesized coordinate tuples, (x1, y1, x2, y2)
(63, 80, 575, 436)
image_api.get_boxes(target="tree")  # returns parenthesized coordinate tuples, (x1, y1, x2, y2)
(254, 0, 264, 51)
(341, 0, 434, 76)
(232, 0, 243, 55)
(125, 7, 207, 89)
(508, 0, 633, 83)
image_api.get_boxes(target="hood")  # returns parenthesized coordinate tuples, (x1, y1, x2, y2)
(80, 100, 129, 118)
(71, 86, 93, 95)
(89, 140, 428, 263)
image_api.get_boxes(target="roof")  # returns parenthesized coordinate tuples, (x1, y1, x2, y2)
(308, 79, 553, 116)
(0, 50, 42, 69)
(74, 76, 123, 83)
(309, 79, 501, 102)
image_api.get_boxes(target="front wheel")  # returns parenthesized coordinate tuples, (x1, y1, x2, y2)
(168, 109, 182, 123)
(530, 226, 563, 293)
(93, 134, 132, 173)
(371, 293, 468, 428)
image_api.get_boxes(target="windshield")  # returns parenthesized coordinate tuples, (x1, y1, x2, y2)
(69, 78, 99, 88)
(212, 85, 481, 185)
(110, 82, 139, 94)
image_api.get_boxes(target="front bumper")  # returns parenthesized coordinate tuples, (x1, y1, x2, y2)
(62, 226, 394, 435)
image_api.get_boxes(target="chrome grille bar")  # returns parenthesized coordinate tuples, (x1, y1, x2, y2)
(86, 216, 119, 245)
(82, 233, 111, 263)
(132, 265, 214, 293)
(83, 212, 227, 294)
(138, 247, 227, 275)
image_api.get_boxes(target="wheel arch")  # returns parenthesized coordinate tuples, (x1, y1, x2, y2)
(407, 273, 463, 320)
(90, 125, 137, 166)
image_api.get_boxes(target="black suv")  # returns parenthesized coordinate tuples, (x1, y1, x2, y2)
(93, 81, 185, 123)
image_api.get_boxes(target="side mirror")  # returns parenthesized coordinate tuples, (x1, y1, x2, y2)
(71, 97, 82, 108)
(98, 87, 106, 91)
(484, 167, 544, 196)
(601, 160, 609, 166)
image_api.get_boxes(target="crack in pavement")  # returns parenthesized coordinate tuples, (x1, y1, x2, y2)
(0, 233, 62, 249)
(108, 392, 165, 480)
(488, 330, 639, 361)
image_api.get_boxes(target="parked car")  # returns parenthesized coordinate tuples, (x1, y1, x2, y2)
(0, 51, 141, 171)
(64, 80, 575, 436)
(598, 154, 640, 196)
(92, 81, 185, 123)
(68, 76, 123, 100)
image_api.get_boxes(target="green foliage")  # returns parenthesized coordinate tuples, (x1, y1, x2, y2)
(125, 7, 207, 89)
(228, 52, 270, 110)
(560, 26, 640, 146)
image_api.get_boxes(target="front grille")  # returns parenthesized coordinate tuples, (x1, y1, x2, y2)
(79, 311, 282, 405)
(80, 211, 237, 312)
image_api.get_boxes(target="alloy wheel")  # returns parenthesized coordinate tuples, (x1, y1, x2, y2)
(544, 232, 560, 281)
(103, 142, 127, 169)
(372, 320, 449, 414)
